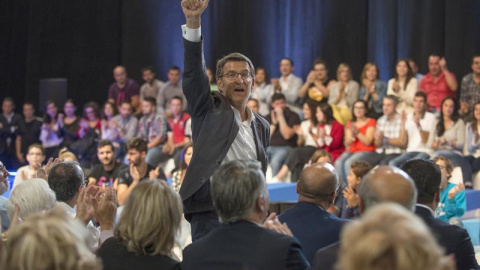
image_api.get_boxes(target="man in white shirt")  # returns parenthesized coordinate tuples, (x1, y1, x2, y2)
(180, 0, 270, 241)
(389, 92, 435, 167)
(48, 161, 114, 248)
(270, 58, 303, 115)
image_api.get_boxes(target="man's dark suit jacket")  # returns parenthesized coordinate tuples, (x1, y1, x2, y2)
(279, 201, 349, 264)
(181, 220, 310, 270)
(415, 205, 479, 270)
(179, 38, 270, 214)
(312, 242, 339, 270)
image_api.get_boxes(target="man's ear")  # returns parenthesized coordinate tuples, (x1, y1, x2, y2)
(296, 181, 300, 194)
(217, 78, 224, 94)
(256, 196, 265, 213)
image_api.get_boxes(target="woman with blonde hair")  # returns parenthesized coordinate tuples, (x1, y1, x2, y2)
(328, 63, 359, 125)
(97, 180, 182, 270)
(2, 207, 101, 270)
(338, 203, 454, 270)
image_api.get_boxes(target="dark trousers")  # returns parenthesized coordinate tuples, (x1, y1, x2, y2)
(185, 210, 220, 242)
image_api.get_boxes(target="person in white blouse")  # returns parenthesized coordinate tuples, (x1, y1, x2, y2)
(251, 67, 272, 117)
(429, 97, 472, 187)
(464, 101, 480, 178)
(387, 59, 418, 114)
(328, 63, 359, 125)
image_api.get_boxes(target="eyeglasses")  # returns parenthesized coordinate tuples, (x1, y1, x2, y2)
(220, 71, 253, 82)
(354, 106, 366, 110)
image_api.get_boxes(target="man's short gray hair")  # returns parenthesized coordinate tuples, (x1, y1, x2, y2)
(211, 160, 265, 223)
(216, 53, 255, 80)
(7, 178, 57, 220)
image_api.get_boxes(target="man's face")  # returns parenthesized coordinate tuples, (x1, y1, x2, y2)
(271, 99, 286, 110)
(113, 67, 127, 84)
(217, 61, 253, 109)
(98, 145, 114, 166)
(170, 99, 183, 115)
(255, 69, 266, 84)
(142, 70, 155, 83)
(413, 96, 426, 113)
(127, 149, 144, 166)
(23, 104, 34, 119)
(0, 161, 10, 195)
(168, 69, 181, 85)
(119, 103, 132, 117)
(382, 98, 396, 116)
(2, 100, 14, 115)
(428, 56, 441, 76)
(472, 57, 480, 75)
(26, 147, 45, 166)
(141, 101, 154, 115)
(280, 59, 293, 77)
(247, 100, 259, 114)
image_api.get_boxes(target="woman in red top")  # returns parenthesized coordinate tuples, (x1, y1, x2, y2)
(334, 100, 377, 183)
(314, 103, 345, 162)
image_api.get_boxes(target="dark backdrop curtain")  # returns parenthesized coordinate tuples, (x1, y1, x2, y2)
(1, 0, 480, 111)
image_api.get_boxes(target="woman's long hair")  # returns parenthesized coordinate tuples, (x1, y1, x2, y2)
(394, 59, 414, 90)
(436, 97, 459, 137)
(472, 101, 480, 133)
(115, 180, 182, 257)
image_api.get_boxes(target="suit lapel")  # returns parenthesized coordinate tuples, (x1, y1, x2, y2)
(251, 119, 267, 173)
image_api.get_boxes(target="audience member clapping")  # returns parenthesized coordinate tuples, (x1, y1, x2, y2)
(58, 99, 80, 148)
(341, 160, 371, 219)
(101, 101, 119, 143)
(429, 96, 472, 186)
(40, 100, 63, 159)
(359, 62, 387, 119)
(433, 156, 466, 222)
(314, 103, 345, 162)
(387, 59, 418, 114)
(97, 180, 182, 270)
(328, 63, 359, 125)
(335, 100, 376, 183)
(13, 144, 46, 190)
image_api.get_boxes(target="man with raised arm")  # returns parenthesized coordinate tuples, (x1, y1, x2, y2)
(180, 0, 270, 241)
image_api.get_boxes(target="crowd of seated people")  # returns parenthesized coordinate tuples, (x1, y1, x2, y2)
(2, 54, 480, 187)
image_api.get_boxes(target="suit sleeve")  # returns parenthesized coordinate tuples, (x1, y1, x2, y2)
(455, 228, 480, 270)
(182, 38, 213, 117)
(285, 238, 310, 270)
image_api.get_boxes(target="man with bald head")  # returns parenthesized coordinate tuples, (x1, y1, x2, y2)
(312, 165, 417, 270)
(401, 159, 478, 270)
(107, 65, 140, 109)
(279, 163, 349, 264)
